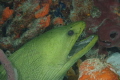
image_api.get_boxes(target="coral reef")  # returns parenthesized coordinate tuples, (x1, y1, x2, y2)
(83, 0, 120, 54)
(98, 19, 120, 48)
(0, 7, 13, 25)
(78, 58, 119, 80)
(85, 0, 120, 35)
(0, 0, 52, 53)
(69, 0, 93, 22)
(107, 52, 120, 76)
(0, 0, 120, 80)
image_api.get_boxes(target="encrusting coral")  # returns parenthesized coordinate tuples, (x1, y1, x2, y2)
(0, 7, 13, 25)
(69, 0, 93, 22)
(78, 58, 119, 80)
(82, 0, 120, 54)
(0, 0, 52, 52)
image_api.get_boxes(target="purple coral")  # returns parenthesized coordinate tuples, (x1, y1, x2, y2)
(84, 0, 120, 54)
(85, 0, 120, 35)
(98, 19, 120, 48)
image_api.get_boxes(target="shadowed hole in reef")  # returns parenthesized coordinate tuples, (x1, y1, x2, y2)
(110, 32, 118, 39)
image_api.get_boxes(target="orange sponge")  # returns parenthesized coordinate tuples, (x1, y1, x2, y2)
(78, 58, 119, 80)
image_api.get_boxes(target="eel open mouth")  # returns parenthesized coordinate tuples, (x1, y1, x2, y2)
(69, 35, 96, 56)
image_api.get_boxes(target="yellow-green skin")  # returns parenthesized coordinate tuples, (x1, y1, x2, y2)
(0, 21, 98, 80)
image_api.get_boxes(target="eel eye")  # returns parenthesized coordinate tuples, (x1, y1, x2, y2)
(68, 30, 74, 36)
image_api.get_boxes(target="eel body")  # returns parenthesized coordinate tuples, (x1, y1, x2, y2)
(0, 21, 98, 80)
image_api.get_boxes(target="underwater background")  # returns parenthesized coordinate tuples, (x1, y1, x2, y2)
(0, 0, 120, 80)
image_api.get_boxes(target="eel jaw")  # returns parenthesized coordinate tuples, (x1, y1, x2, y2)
(56, 35, 98, 79)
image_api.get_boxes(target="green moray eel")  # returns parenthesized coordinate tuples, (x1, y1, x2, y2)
(0, 21, 98, 80)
